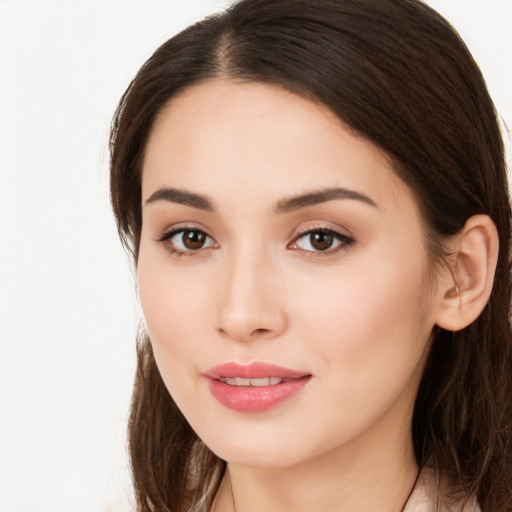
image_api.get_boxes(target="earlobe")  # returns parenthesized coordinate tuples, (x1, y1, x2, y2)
(435, 215, 499, 332)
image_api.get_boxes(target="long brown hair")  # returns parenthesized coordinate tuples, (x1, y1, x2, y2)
(110, 1, 512, 510)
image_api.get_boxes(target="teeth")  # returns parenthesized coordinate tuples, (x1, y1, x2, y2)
(219, 377, 284, 387)
(249, 377, 271, 386)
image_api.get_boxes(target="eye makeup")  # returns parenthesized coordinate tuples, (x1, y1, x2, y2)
(155, 223, 356, 259)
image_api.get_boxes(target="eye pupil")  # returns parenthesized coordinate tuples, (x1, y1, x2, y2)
(183, 230, 206, 250)
(311, 232, 333, 251)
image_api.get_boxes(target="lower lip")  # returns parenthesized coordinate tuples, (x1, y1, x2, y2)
(208, 377, 311, 412)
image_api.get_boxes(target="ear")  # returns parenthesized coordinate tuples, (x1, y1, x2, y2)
(435, 214, 499, 332)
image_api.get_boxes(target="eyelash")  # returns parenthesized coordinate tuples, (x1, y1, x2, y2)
(156, 227, 218, 257)
(156, 226, 356, 257)
(290, 227, 356, 256)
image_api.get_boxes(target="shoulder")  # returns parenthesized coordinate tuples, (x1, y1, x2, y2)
(403, 466, 481, 512)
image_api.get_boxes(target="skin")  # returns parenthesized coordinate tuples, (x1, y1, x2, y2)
(137, 80, 454, 512)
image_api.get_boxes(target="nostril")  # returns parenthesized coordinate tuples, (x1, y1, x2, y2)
(252, 328, 270, 336)
(216, 326, 274, 342)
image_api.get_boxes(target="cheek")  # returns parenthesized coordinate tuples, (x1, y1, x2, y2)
(137, 265, 212, 423)
(136, 248, 209, 373)
(279, 255, 435, 449)
(288, 250, 435, 377)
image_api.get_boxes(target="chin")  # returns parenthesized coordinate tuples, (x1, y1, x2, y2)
(211, 441, 306, 468)
(193, 418, 328, 469)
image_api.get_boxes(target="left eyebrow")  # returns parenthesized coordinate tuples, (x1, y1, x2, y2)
(274, 187, 378, 214)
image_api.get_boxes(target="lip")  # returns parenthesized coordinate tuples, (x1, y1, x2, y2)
(204, 362, 312, 413)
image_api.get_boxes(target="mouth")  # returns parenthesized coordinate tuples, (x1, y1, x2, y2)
(218, 376, 295, 386)
(204, 362, 312, 412)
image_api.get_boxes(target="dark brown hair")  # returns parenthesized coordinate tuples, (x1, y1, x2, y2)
(110, 1, 512, 510)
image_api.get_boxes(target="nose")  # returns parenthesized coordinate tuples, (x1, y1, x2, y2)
(215, 250, 288, 343)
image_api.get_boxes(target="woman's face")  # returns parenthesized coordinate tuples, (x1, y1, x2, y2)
(138, 80, 442, 468)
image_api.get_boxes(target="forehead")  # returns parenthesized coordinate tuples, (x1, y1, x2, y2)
(141, 79, 415, 215)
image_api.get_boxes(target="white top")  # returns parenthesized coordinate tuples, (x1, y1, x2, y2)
(404, 467, 481, 512)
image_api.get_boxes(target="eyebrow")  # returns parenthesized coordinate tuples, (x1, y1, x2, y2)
(144, 187, 214, 211)
(144, 186, 378, 213)
(274, 187, 378, 214)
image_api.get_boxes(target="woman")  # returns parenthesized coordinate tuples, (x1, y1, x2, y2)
(109, 0, 512, 510)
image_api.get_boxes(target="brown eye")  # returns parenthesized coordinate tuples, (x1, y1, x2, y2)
(182, 230, 207, 250)
(290, 228, 355, 254)
(158, 227, 217, 255)
(309, 232, 334, 251)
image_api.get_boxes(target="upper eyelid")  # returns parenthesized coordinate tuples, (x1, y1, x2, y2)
(296, 226, 342, 235)
(291, 227, 354, 245)
(156, 223, 213, 240)
(292, 223, 353, 239)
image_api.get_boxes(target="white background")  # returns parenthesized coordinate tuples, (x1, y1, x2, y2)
(0, 1, 510, 511)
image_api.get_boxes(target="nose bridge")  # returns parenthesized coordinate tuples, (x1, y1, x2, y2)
(216, 242, 286, 341)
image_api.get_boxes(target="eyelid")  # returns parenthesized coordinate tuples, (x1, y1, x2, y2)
(155, 223, 219, 256)
(287, 224, 356, 255)
(154, 219, 210, 238)
(291, 221, 354, 242)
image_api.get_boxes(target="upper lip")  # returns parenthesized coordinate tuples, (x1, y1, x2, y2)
(204, 362, 311, 380)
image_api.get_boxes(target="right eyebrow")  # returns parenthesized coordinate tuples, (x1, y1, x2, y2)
(144, 187, 215, 212)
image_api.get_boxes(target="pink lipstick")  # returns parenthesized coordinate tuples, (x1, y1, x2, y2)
(204, 362, 311, 412)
